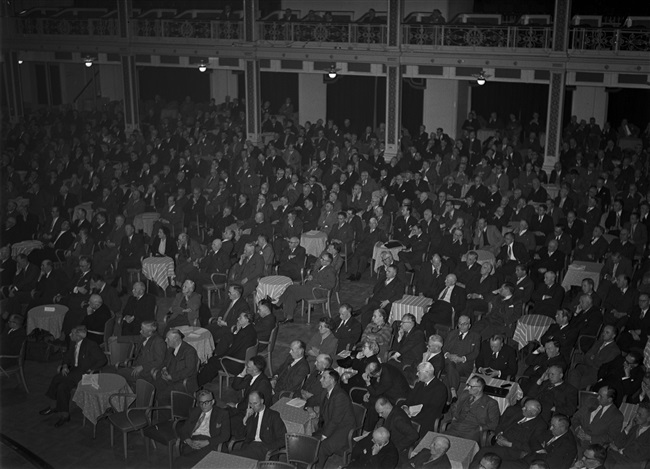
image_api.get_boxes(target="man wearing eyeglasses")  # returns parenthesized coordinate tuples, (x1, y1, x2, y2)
(387, 313, 426, 373)
(176, 389, 230, 466)
(445, 376, 499, 443)
(567, 444, 606, 469)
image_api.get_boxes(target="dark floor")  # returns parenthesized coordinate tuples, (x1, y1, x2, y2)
(0, 270, 374, 469)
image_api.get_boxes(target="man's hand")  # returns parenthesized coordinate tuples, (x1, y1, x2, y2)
(77, 286, 88, 294)
(363, 392, 370, 403)
(131, 365, 143, 377)
(60, 365, 70, 376)
(379, 300, 389, 308)
(496, 435, 512, 447)
(124, 315, 134, 324)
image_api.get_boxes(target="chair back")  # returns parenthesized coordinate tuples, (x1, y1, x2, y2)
(103, 315, 116, 349)
(257, 462, 295, 469)
(285, 433, 321, 467)
(579, 390, 598, 408)
(18, 339, 27, 371)
(135, 378, 156, 408)
(245, 342, 259, 363)
(351, 402, 367, 429)
(170, 391, 195, 420)
(264, 324, 279, 354)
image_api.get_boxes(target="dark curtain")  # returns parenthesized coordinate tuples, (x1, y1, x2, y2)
(326, 75, 386, 136)
(471, 82, 549, 130)
(562, 88, 573, 135)
(138, 66, 209, 103)
(607, 89, 650, 129)
(260, 71, 298, 116)
(402, 79, 424, 139)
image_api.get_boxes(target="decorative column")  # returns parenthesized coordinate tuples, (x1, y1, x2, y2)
(384, 0, 403, 161)
(543, 0, 571, 172)
(118, 0, 139, 134)
(3, 51, 24, 122)
(243, 0, 261, 144)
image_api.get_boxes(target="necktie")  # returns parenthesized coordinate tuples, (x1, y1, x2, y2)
(508, 244, 514, 259)
(192, 412, 207, 434)
(439, 287, 449, 300)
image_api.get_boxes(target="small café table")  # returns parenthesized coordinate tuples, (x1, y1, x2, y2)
(390, 295, 433, 323)
(512, 314, 555, 349)
(176, 326, 215, 364)
(256, 275, 294, 304)
(561, 261, 603, 291)
(271, 397, 315, 435)
(192, 451, 258, 469)
(27, 304, 68, 339)
(300, 230, 328, 257)
(142, 256, 175, 289)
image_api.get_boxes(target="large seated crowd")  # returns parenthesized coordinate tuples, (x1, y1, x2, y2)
(2, 93, 650, 469)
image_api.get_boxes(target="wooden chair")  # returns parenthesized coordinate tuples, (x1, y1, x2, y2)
(259, 324, 279, 376)
(257, 462, 296, 469)
(107, 379, 156, 460)
(0, 339, 29, 392)
(203, 272, 228, 308)
(217, 342, 259, 398)
(88, 315, 116, 356)
(340, 402, 367, 465)
(143, 391, 196, 469)
(301, 285, 333, 324)
(267, 433, 321, 469)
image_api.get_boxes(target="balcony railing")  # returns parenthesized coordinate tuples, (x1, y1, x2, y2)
(17, 17, 119, 36)
(131, 19, 242, 40)
(403, 24, 553, 49)
(258, 21, 387, 44)
(570, 27, 650, 52)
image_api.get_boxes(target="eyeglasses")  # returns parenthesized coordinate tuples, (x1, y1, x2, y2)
(198, 399, 214, 406)
(401, 321, 413, 325)
(458, 322, 470, 326)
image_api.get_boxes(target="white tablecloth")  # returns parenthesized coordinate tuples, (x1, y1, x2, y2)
(142, 256, 175, 289)
(372, 242, 405, 273)
(543, 184, 560, 199)
(561, 261, 603, 291)
(176, 326, 215, 364)
(27, 304, 68, 339)
(11, 240, 43, 257)
(467, 373, 523, 414)
(300, 230, 328, 257)
(390, 295, 433, 323)
(414, 432, 479, 469)
(134, 212, 160, 237)
(513, 314, 555, 349)
(256, 275, 293, 304)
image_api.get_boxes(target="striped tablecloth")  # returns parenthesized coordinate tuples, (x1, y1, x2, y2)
(134, 212, 160, 237)
(390, 295, 433, 323)
(467, 373, 523, 414)
(372, 242, 405, 273)
(513, 314, 555, 349)
(413, 431, 479, 469)
(271, 397, 315, 435)
(192, 451, 258, 469)
(256, 275, 293, 304)
(27, 304, 69, 339)
(11, 240, 43, 257)
(141, 256, 175, 289)
(72, 373, 134, 425)
(561, 261, 603, 291)
(176, 326, 215, 364)
(620, 402, 638, 429)
(644, 337, 650, 369)
(300, 230, 328, 257)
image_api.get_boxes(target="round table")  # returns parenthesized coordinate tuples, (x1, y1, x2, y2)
(390, 295, 433, 323)
(11, 240, 43, 257)
(141, 256, 175, 289)
(72, 373, 134, 426)
(75, 202, 94, 222)
(175, 326, 215, 363)
(512, 314, 555, 349)
(372, 242, 405, 273)
(27, 304, 68, 339)
(300, 231, 328, 257)
(134, 212, 160, 237)
(256, 275, 294, 304)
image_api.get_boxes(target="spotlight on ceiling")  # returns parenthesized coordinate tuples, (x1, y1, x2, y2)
(84, 56, 95, 68)
(472, 70, 491, 86)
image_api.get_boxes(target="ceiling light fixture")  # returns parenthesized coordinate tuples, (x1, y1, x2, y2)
(327, 64, 340, 79)
(84, 56, 95, 68)
(472, 70, 491, 85)
(198, 63, 207, 72)
(18, 59, 23, 64)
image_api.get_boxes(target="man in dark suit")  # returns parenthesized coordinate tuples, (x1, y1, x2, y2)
(116, 224, 145, 294)
(511, 264, 535, 304)
(531, 271, 565, 318)
(527, 365, 578, 423)
(39, 325, 107, 427)
(402, 362, 447, 436)
(310, 369, 357, 469)
(443, 315, 481, 398)
(574, 226, 609, 262)
(473, 283, 523, 340)
(300, 354, 331, 406)
(348, 426, 399, 469)
(186, 238, 231, 295)
(399, 224, 429, 270)
(347, 218, 386, 281)
(5, 254, 39, 315)
(606, 402, 650, 468)
(445, 376, 500, 443)
(276, 237, 306, 281)
(0, 246, 17, 294)
(533, 239, 566, 282)
(278, 252, 337, 323)
(470, 399, 546, 466)
(496, 232, 530, 277)
(414, 254, 449, 299)
(475, 335, 518, 380)
(360, 361, 411, 431)
(176, 389, 231, 467)
(597, 251, 634, 300)
(568, 292, 603, 352)
(226, 355, 273, 437)
(232, 390, 287, 461)
(332, 304, 363, 354)
(571, 385, 624, 451)
(388, 313, 426, 373)
(120, 281, 156, 336)
(537, 309, 579, 361)
(617, 293, 650, 353)
(229, 242, 265, 298)
(114, 320, 166, 386)
(27, 259, 67, 309)
(406, 435, 452, 469)
(358, 265, 405, 328)
(80, 294, 113, 345)
(271, 340, 310, 402)
(524, 414, 577, 469)
(152, 329, 199, 406)
(593, 351, 644, 406)
(198, 311, 257, 386)
(206, 284, 251, 356)
(254, 302, 277, 349)
(427, 274, 466, 327)
(0, 314, 27, 369)
(374, 397, 419, 459)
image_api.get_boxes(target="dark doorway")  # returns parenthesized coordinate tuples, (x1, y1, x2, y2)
(138, 66, 210, 103)
(607, 88, 650, 130)
(402, 78, 425, 139)
(326, 75, 386, 136)
(260, 71, 299, 117)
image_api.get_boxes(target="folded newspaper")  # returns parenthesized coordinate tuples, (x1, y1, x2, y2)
(81, 373, 99, 389)
(286, 398, 307, 408)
